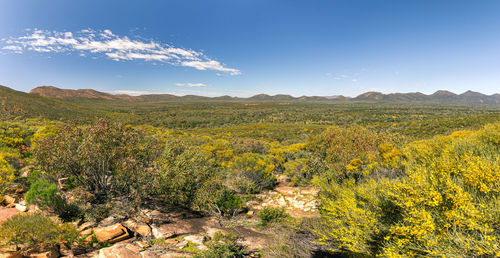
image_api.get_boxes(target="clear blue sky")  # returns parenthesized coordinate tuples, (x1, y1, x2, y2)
(1, 0, 499, 97)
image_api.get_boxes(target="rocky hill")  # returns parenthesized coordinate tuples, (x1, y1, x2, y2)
(27, 85, 500, 104)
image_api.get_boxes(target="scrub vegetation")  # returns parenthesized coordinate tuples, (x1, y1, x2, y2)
(0, 90, 499, 257)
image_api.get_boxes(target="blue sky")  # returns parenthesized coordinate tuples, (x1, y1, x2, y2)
(1, 0, 499, 97)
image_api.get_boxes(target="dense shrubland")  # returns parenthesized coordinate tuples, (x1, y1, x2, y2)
(0, 113, 498, 256)
(315, 123, 500, 256)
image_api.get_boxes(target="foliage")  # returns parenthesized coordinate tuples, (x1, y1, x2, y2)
(25, 179, 79, 221)
(0, 154, 15, 197)
(195, 231, 247, 258)
(259, 207, 289, 226)
(315, 123, 500, 256)
(0, 213, 79, 250)
(229, 153, 276, 194)
(154, 138, 217, 209)
(193, 178, 243, 217)
(34, 118, 162, 202)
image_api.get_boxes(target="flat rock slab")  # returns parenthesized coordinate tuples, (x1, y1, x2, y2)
(151, 217, 219, 239)
(93, 223, 131, 243)
(0, 207, 19, 224)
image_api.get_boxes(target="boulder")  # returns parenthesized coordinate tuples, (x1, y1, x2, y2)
(135, 224, 151, 237)
(124, 244, 142, 253)
(78, 222, 96, 232)
(0, 251, 22, 258)
(99, 216, 117, 227)
(97, 244, 141, 258)
(93, 223, 131, 243)
(151, 217, 218, 239)
(14, 204, 27, 212)
(183, 235, 205, 246)
(2, 196, 15, 205)
(135, 241, 149, 248)
(27, 247, 59, 258)
(0, 208, 19, 223)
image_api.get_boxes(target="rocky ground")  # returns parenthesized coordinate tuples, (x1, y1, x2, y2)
(0, 182, 320, 258)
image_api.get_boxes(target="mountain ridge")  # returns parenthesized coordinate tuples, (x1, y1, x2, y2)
(26, 86, 500, 104)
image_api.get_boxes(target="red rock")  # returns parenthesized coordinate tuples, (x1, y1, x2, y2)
(97, 243, 141, 258)
(135, 224, 151, 236)
(93, 223, 130, 243)
(2, 196, 15, 205)
(0, 208, 19, 224)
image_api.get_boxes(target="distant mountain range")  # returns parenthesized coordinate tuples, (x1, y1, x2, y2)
(28, 86, 500, 105)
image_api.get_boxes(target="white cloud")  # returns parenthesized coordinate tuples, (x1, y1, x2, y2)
(1, 29, 240, 75)
(175, 83, 207, 87)
(2, 45, 22, 52)
(352, 79, 358, 82)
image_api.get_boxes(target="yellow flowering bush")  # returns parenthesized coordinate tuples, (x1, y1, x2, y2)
(316, 123, 500, 256)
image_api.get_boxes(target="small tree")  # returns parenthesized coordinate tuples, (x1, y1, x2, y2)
(34, 119, 162, 203)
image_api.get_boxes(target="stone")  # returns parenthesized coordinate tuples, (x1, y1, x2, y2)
(163, 239, 178, 246)
(135, 241, 149, 248)
(14, 204, 26, 212)
(176, 240, 188, 249)
(0, 208, 18, 224)
(183, 235, 205, 245)
(78, 222, 96, 232)
(80, 228, 93, 237)
(28, 247, 59, 258)
(125, 244, 143, 253)
(93, 223, 131, 243)
(97, 243, 141, 258)
(5, 204, 15, 208)
(59, 244, 74, 257)
(122, 220, 137, 230)
(99, 216, 116, 227)
(2, 196, 15, 205)
(151, 217, 217, 239)
(135, 224, 151, 236)
(0, 251, 22, 258)
(246, 210, 254, 216)
(20, 165, 34, 178)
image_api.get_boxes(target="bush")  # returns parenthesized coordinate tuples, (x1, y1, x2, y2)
(34, 118, 162, 203)
(25, 179, 79, 221)
(315, 123, 500, 256)
(195, 231, 246, 258)
(0, 213, 79, 250)
(155, 139, 216, 208)
(193, 177, 242, 217)
(307, 126, 401, 181)
(0, 154, 15, 197)
(230, 153, 276, 194)
(259, 207, 289, 226)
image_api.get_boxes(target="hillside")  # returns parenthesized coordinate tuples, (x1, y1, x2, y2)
(27, 85, 500, 104)
(0, 86, 100, 121)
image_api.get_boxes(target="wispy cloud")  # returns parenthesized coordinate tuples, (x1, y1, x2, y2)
(1, 29, 241, 75)
(175, 82, 207, 87)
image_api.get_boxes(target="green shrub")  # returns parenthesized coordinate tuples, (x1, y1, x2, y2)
(230, 153, 276, 194)
(0, 213, 79, 250)
(193, 177, 242, 217)
(25, 179, 79, 221)
(315, 124, 500, 256)
(0, 154, 15, 197)
(155, 139, 216, 208)
(34, 119, 162, 203)
(259, 207, 289, 226)
(195, 231, 246, 258)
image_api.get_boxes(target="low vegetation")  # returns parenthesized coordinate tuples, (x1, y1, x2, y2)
(0, 99, 498, 256)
